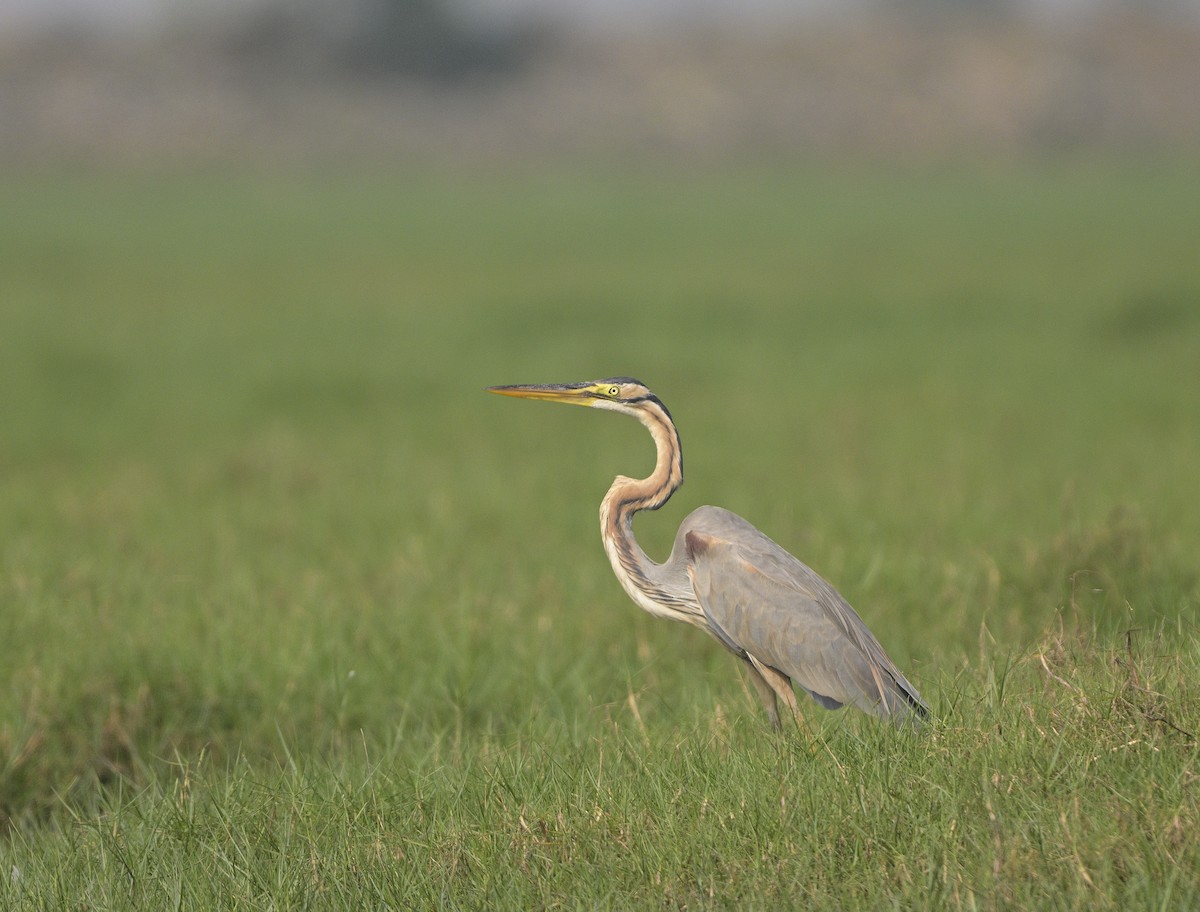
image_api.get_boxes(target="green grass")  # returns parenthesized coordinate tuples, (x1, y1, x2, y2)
(1, 160, 1199, 908)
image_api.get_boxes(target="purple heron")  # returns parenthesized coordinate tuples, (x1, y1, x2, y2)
(488, 378, 928, 728)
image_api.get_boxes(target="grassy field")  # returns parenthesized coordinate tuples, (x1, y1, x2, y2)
(1, 160, 1199, 908)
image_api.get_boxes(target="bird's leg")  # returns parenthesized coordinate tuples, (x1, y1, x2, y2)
(746, 655, 803, 732)
(742, 657, 781, 729)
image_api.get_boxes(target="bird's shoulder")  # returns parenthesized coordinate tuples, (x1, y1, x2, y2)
(679, 506, 830, 594)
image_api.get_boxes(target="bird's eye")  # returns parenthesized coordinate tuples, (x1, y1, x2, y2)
(607, 386, 620, 397)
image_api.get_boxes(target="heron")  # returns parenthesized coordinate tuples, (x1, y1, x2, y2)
(487, 377, 928, 729)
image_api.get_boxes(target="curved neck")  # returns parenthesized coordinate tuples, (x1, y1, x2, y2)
(599, 399, 694, 622)
(603, 399, 683, 519)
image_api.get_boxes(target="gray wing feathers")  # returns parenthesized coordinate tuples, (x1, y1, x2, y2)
(683, 507, 926, 722)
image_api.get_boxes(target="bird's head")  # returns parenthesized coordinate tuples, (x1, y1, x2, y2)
(488, 376, 683, 505)
(487, 378, 663, 420)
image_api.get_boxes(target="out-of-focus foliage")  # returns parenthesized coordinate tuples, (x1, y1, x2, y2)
(2, 4, 1199, 165)
(212, 0, 541, 81)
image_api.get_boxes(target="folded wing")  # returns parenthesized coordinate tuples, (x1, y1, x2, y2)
(683, 508, 927, 723)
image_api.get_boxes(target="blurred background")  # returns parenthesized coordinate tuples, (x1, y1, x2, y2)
(3, 0, 1200, 837)
(3, 0, 1199, 166)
